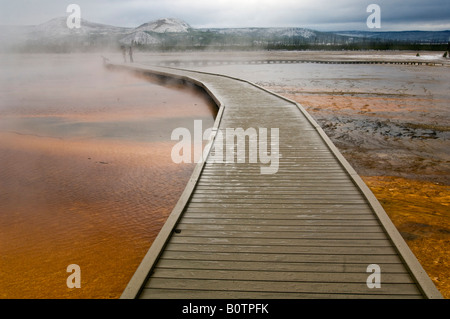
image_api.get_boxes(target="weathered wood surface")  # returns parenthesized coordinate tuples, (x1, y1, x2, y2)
(113, 63, 442, 299)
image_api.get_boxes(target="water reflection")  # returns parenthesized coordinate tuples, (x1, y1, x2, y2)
(0, 53, 216, 299)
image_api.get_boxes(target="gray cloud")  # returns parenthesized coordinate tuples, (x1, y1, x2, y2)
(0, 0, 448, 31)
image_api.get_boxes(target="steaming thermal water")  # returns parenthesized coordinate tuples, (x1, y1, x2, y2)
(0, 54, 216, 298)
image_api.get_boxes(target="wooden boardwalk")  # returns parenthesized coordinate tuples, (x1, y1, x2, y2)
(109, 62, 442, 299)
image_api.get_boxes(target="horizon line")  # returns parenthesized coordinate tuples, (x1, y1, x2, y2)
(2, 16, 449, 33)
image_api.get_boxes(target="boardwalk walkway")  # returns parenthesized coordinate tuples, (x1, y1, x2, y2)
(109, 62, 442, 299)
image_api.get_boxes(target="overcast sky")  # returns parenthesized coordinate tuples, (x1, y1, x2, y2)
(0, 0, 449, 31)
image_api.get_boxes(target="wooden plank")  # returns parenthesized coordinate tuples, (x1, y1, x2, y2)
(191, 193, 365, 199)
(165, 243, 398, 255)
(198, 175, 351, 180)
(185, 205, 370, 210)
(170, 230, 388, 240)
(175, 223, 385, 233)
(189, 197, 367, 203)
(179, 213, 377, 220)
(186, 203, 370, 208)
(169, 236, 392, 247)
(183, 207, 374, 214)
(193, 190, 363, 196)
(156, 259, 409, 273)
(194, 184, 360, 189)
(201, 168, 348, 172)
(188, 200, 368, 205)
(202, 167, 344, 171)
(199, 171, 349, 175)
(189, 193, 367, 199)
(201, 167, 346, 171)
(178, 217, 381, 226)
(192, 191, 363, 197)
(203, 164, 345, 169)
(151, 268, 416, 284)
(193, 186, 361, 192)
(160, 251, 402, 263)
(144, 278, 422, 295)
(195, 182, 362, 187)
(140, 288, 423, 299)
(198, 174, 352, 178)
(191, 189, 363, 195)
(190, 193, 365, 198)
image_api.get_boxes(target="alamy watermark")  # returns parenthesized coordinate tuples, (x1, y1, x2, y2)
(66, 4, 81, 29)
(366, 264, 381, 289)
(171, 120, 280, 175)
(367, 4, 381, 29)
(66, 264, 81, 288)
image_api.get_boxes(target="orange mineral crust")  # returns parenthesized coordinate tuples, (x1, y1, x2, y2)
(0, 133, 195, 298)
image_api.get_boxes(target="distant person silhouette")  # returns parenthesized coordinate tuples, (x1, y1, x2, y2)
(121, 45, 127, 63)
(129, 46, 134, 63)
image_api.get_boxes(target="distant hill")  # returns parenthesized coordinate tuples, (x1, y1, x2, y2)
(200, 27, 316, 39)
(0, 17, 131, 52)
(120, 18, 191, 45)
(1, 17, 448, 52)
(135, 18, 191, 33)
(33, 17, 130, 37)
(336, 30, 450, 44)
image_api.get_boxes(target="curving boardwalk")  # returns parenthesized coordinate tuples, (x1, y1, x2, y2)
(108, 62, 442, 299)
